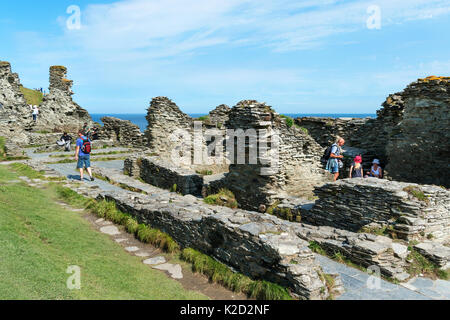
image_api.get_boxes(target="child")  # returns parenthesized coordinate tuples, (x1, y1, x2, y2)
(349, 155, 363, 178)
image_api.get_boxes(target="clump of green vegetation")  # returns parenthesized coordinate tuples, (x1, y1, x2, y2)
(318, 270, 337, 300)
(403, 186, 429, 203)
(196, 170, 213, 176)
(19, 87, 44, 105)
(266, 201, 297, 222)
(198, 115, 210, 122)
(309, 241, 367, 273)
(55, 186, 180, 253)
(298, 126, 309, 134)
(406, 248, 448, 280)
(9, 163, 45, 179)
(180, 248, 292, 300)
(204, 188, 238, 209)
(170, 184, 178, 193)
(308, 241, 327, 256)
(280, 115, 294, 128)
(359, 224, 397, 238)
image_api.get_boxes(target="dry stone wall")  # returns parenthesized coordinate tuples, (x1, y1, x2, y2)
(145, 97, 193, 157)
(303, 178, 450, 241)
(99, 116, 147, 147)
(385, 77, 450, 187)
(124, 156, 204, 196)
(99, 189, 331, 300)
(214, 100, 329, 211)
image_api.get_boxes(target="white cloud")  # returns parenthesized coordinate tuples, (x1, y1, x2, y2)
(61, 0, 450, 56)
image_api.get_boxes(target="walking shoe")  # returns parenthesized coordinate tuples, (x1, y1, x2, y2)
(91, 177, 95, 182)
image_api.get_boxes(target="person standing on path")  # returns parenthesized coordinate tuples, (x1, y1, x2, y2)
(325, 138, 345, 181)
(32, 105, 39, 122)
(75, 130, 94, 182)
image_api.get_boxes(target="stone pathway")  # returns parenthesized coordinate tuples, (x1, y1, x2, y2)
(316, 255, 449, 300)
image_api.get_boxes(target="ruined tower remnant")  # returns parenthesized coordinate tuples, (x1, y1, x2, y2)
(36, 66, 92, 132)
(145, 97, 193, 157)
(220, 100, 329, 211)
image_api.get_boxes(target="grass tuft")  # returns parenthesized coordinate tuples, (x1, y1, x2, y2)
(180, 248, 292, 300)
(204, 188, 238, 209)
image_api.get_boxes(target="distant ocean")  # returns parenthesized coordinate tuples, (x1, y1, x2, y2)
(91, 113, 376, 132)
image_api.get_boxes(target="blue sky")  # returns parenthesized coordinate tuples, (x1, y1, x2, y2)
(1, 0, 449, 114)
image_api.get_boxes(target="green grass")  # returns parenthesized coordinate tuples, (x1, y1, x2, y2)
(406, 248, 448, 280)
(403, 186, 429, 203)
(54, 187, 180, 254)
(196, 170, 213, 176)
(8, 163, 45, 179)
(204, 188, 238, 209)
(280, 115, 294, 128)
(19, 87, 43, 105)
(180, 248, 293, 300)
(197, 115, 210, 122)
(0, 166, 206, 300)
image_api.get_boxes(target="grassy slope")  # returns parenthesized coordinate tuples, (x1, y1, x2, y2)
(19, 87, 44, 105)
(0, 166, 206, 300)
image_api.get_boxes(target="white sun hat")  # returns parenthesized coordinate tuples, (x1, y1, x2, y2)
(372, 159, 380, 165)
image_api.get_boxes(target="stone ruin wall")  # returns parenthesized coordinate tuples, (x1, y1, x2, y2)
(302, 178, 450, 241)
(98, 116, 147, 147)
(216, 100, 329, 211)
(386, 77, 450, 187)
(37, 66, 93, 133)
(143, 98, 330, 211)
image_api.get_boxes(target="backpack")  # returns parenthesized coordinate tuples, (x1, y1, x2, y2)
(321, 144, 336, 164)
(81, 137, 91, 154)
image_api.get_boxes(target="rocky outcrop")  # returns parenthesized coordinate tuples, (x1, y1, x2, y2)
(99, 117, 146, 147)
(386, 77, 450, 187)
(0, 61, 33, 143)
(36, 66, 92, 132)
(303, 178, 450, 241)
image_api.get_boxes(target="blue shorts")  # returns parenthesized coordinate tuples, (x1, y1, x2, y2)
(77, 155, 91, 169)
(326, 159, 339, 174)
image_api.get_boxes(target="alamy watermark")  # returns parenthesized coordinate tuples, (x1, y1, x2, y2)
(169, 122, 280, 175)
(66, 5, 81, 30)
(66, 265, 81, 290)
(367, 5, 381, 30)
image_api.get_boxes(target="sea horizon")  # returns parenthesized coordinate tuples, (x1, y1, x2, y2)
(91, 113, 377, 132)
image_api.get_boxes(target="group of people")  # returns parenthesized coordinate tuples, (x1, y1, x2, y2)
(325, 138, 383, 182)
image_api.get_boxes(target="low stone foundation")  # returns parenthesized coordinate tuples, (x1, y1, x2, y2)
(124, 156, 204, 196)
(303, 178, 450, 241)
(99, 189, 331, 300)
